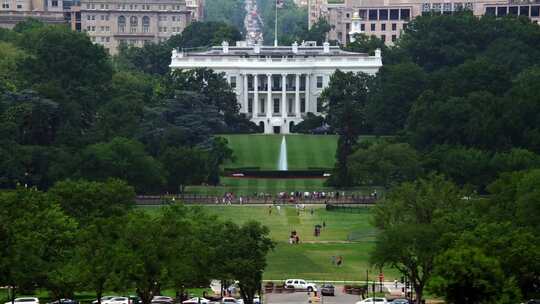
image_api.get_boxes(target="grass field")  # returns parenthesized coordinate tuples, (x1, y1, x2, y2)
(145, 206, 398, 281)
(219, 134, 338, 170)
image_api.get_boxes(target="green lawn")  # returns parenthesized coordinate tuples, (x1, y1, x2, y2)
(144, 206, 398, 281)
(219, 134, 337, 170)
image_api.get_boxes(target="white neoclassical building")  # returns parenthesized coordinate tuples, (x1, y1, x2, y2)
(169, 41, 382, 134)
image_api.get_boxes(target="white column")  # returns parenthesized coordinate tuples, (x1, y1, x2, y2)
(254, 74, 259, 117)
(243, 74, 249, 114)
(266, 73, 272, 118)
(305, 73, 311, 113)
(281, 74, 287, 118)
(295, 73, 300, 118)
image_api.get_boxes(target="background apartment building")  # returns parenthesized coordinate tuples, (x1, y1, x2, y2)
(0, 0, 65, 28)
(79, 0, 192, 53)
(310, 0, 540, 45)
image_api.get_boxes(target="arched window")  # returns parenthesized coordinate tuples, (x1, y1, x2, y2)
(130, 16, 138, 32)
(142, 16, 150, 32)
(118, 15, 126, 32)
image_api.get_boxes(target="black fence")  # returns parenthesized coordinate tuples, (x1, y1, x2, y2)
(325, 202, 375, 213)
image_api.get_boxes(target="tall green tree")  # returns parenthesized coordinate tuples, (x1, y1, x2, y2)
(348, 141, 422, 187)
(16, 25, 112, 147)
(218, 221, 274, 304)
(371, 175, 465, 304)
(429, 246, 520, 304)
(0, 187, 77, 301)
(321, 70, 371, 186)
(79, 137, 165, 193)
(49, 179, 135, 222)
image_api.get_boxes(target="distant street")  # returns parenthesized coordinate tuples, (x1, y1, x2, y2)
(244, 0, 263, 44)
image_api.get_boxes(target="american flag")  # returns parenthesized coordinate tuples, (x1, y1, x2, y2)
(276, 0, 284, 8)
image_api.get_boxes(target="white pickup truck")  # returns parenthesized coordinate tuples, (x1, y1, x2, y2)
(284, 279, 318, 291)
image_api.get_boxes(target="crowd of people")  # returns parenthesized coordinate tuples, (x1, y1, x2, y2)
(203, 190, 379, 205)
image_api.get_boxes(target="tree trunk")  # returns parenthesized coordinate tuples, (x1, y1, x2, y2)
(415, 286, 423, 304)
(96, 284, 104, 304)
(11, 285, 16, 304)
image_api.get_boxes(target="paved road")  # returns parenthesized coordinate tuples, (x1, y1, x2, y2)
(266, 288, 362, 304)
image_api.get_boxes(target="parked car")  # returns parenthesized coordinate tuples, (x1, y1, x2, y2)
(151, 297, 173, 304)
(390, 300, 409, 304)
(5, 298, 40, 304)
(182, 298, 210, 304)
(355, 298, 388, 304)
(47, 299, 78, 304)
(284, 279, 318, 291)
(221, 297, 238, 304)
(320, 284, 335, 296)
(105, 297, 129, 304)
(92, 297, 117, 304)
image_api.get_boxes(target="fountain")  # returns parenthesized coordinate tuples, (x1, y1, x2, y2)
(278, 136, 288, 171)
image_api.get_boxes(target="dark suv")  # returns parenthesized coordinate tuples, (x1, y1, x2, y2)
(320, 284, 335, 296)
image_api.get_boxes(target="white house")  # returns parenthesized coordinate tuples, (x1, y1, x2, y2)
(169, 41, 382, 134)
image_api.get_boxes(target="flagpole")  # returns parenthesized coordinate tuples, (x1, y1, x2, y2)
(274, 0, 278, 47)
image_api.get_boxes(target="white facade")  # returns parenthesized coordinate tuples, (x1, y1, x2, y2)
(169, 41, 382, 134)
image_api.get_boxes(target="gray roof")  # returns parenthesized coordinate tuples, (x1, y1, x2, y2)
(183, 45, 369, 57)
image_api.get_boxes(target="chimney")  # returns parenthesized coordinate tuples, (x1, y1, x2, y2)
(292, 41, 298, 54)
(222, 41, 229, 54)
(323, 42, 330, 53)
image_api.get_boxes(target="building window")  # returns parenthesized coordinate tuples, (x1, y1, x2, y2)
(368, 9, 378, 20)
(381, 34, 386, 42)
(509, 6, 518, 15)
(392, 23, 397, 31)
(248, 98, 253, 113)
(51, 0, 58, 6)
(130, 16, 138, 33)
(464, 2, 473, 10)
(497, 6, 507, 16)
(390, 9, 399, 19)
(485, 6, 496, 15)
(230, 76, 237, 88)
(370, 23, 376, 31)
(381, 23, 386, 31)
(400, 8, 410, 20)
(142, 16, 149, 32)
(532, 6, 540, 16)
(118, 15, 126, 32)
(360, 23, 365, 31)
(288, 98, 293, 113)
(346, 13, 350, 18)
(273, 98, 280, 114)
(358, 9, 367, 19)
(520, 6, 529, 16)
(316, 97, 323, 113)
(379, 9, 388, 20)
(422, 3, 430, 13)
(16, 4, 22, 8)
(300, 98, 306, 113)
(391, 34, 397, 42)
(316, 76, 323, 88)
